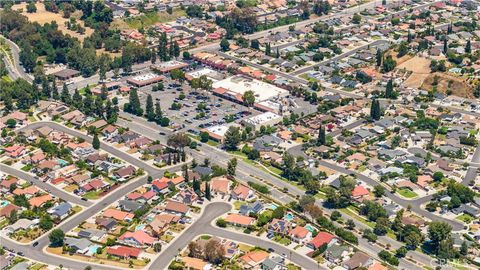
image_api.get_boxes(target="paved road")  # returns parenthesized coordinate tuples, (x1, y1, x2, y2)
(0, 164, 91, 208)
(0, 35, 34, 83)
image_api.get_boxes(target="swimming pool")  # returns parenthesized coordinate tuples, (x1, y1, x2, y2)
(0, 200, 10, 207)
(87, 245, 100, 256)
(268, 204, 278, 210)
(135, 224, 146, 231)
(285, 212, 294, 221)
(305, 224, 316, 232)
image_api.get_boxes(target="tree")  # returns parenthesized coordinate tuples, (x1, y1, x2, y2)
(220, 38, 230, 51)
(385, 79, 395, 99)
(443, 38, 448, 54)
(373, 185, 385, 198)
(242, 90, 255, 108)
(5, 119, 16, 128)
(370, 99, 381, 120)
(167, 133, 190, 151)
(92, 134, 100, 149)
(382, 55, 397, 73)
(227, 158, 237, 176)
(188, 241, 203, 258)
(39, 215, 54, 230)
(26, 1, 37, 13)
(223, 126, 241, 151)
(272, 206, 285, 219)
(465, 40, 471, 54)
(317, 126, 326, 146)
(49, 229, 65, 247)
(397, 42, 408, 57)
(61, 83, 71, 104)
(205, 181, 211, 200)
(433, 172, 444, 182)
(205, 239, 225, 264)
(331, 210, 342, 221)
(250, 39, 260, 50)
(428, 221, 452, 254)
(145, 94, 155, 121)
(352, 13, 361, 24)
(124, 88, 143, 116)
(376, 49, 383, 67)
(304, 204, 323, 221)
(346, 219, 356, 230)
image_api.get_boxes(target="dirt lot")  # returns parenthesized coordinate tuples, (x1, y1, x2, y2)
(421, 72, 473, 98)
(398, 56, 431, 88)
(12, 3, 93, 42)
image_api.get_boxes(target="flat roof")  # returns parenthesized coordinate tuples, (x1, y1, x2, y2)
(205, 124, 231, 137)
(127, 73, 164, 86)
(53, 68, 80, 78)
(212, 75, 288, 102)
(244, 112, 281, 125)
(151, 60, 189, 72)
(186, 68, 223, 82)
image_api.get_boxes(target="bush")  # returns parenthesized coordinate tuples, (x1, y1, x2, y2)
(216, 218, 226, 228)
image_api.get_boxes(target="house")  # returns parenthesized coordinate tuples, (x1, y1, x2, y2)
(176, 188, 198, 204)
(28, 194, 53, 207)
(114, 165, 136, 180)
(164, 200, 190, 215)
(193, 166, 213, 177)
(3, 145, 26, 158)
(78, 228, 106, 242)
(182, 257, 212, 270)
(343, 252, 373, 270)
(95, 217, 117, 231)
(288, 226, 311, 243)
(231, 185, 254, 201)
(0, 177, 18, 191)
(239, 201, 264, 216)
(0, 204, 20, 218)
(268, 218, 291, 235)
(48, 202, 72, 219)
(65, 237, 92, 254)
(351, 186, 370, 202)
(152, 179, 169, 193)
(146, 214, 180, 237)
(451, 204, 480, 218)
(240, 250, 270, 268)
(103, 209, 134, 221)
(325, 244, 350, 264)
(209, 177, 230, 196)
(107, 246, 141, 259)
(119, 200, 147, 213)
(5, 219, 38, 234)
(224, 213, 255, 227)
(119, 230, 155, 247)
(262, 256, 286, 270)
(308, 232, 336, 249)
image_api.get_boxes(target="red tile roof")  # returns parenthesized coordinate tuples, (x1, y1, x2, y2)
(107, 246, 141, 258)
(309, 232, 335, 249)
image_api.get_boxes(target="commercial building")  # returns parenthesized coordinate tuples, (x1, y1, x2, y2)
(127, 73, 164, 87)
(151, 60, 189, 73)
(212, 75, 289, 104)
(242, 112, 282, 131)
(53, 68, 80, 80)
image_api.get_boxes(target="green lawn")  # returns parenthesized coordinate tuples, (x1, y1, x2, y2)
(456, 213, 474, 224)
(83, 190, 101, 200)
(397, 188, 418, 198)
(21, 164, 33, 172)
(273, 235, 291, 245)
